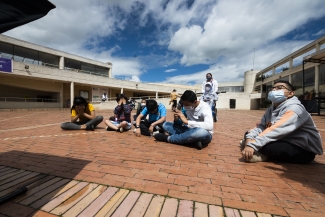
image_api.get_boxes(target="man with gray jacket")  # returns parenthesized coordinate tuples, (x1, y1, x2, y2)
(241, 80, 323, 163)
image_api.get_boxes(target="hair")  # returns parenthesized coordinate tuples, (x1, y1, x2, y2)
(181, 90, 197, 103)
(141, 98, 146, 103)
(173, 89, 176, 92)
(71, 96, 88, 112)
(146, 99, 158, 111)
(116, 94, 128, 103)
(274, 80, 295, 91)
(206, 73, 213, 78)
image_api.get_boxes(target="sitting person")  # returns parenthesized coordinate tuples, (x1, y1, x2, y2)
(133, 98, 147, 123)
(241, 80, 323, 163)
(154, 90, 213, 150)
(135, 99, 166, 137)
(61, 96, 103, 130)
(105, 94, 132, 133)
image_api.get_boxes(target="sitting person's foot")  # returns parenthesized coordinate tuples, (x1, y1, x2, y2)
(152, 131, 160, 136)
(154, 133, 168, 142)
(86, 124, 94, 131)
(239, 140, 245, 151)
(248, 152, 268, 163)
(116, 127, 123, 133)
(196, 141, 202, 150)
(133, 128, 137, 133)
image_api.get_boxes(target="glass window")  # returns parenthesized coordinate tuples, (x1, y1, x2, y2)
(304, 67, 315, 93)
(292, 71, 303, 96)
(319, 64, 325, 96)
(96, 66, 109, 76)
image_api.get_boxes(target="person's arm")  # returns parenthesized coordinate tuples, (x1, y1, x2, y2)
(71, 108, 79, 122)
(201, 81, 205, 93)
(135, 113, 144, 137)
(246, 109, 306, 151)
(150, 105, 167, 128)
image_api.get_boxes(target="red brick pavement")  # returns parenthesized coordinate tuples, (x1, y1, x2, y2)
(0, 109, 325, 216)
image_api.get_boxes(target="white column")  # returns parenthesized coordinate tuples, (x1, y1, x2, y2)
(289, 74, 292, 83)
(60, 83, 64, 108)
(289, 58, 293, 68)
(315, 65, 320, 93)
(272, 66, 276, 75)
(59, 56, 64, 69)
(108, 68, 112, 78)
(121, 88, 123, 94)
(156, 91, 158, 99)
(70, 81, 74, 108)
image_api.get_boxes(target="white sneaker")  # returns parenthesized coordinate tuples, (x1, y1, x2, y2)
(152, 131, 160, 136)
(248, 152, 268, 163)
(133, 128, 137, 133)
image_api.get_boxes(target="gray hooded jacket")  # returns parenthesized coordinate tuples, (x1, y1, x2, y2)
(246, 96, 323, 155)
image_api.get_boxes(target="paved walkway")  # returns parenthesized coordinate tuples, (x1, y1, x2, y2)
(0, 109, 324, 217)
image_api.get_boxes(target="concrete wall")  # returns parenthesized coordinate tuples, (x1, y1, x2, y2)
(244, 70, 259, 93)
(0, 102, 60, 109)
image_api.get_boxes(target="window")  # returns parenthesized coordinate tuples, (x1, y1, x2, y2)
(80, 90, 89, 99)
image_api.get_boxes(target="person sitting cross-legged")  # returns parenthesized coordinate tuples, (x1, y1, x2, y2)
(241, 80, 323, 163)
(134, 99, 166, 137)
(104, 94, 132, 133)
(154, 90, 213, 150)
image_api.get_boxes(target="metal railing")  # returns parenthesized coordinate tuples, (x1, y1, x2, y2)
(96, 95, 172, 102)
(0, 97, 59, 103)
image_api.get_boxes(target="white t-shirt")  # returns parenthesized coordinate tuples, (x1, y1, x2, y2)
(202, 79, 218, 94)
(102, 94, 107, 100)
(186, 101, 214, 134)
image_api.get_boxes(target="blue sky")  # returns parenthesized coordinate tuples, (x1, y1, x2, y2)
(4, 0, 325, 85)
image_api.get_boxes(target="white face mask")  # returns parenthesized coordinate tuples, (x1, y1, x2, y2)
(141, 103, 146, 106)
(183, 106, 194, 111)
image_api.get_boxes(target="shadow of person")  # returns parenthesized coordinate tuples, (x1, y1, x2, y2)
(0, 150, 91, 216)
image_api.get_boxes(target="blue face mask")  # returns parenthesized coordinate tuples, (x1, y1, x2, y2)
(268, 90, 287, 103)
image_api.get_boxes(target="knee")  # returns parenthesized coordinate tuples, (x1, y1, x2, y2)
(96, 115, 104, 121)
(60, 123, 68, 130)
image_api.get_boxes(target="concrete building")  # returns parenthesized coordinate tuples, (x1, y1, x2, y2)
(0, 35, 195, 110)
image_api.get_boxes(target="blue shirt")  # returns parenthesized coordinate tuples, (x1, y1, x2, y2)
(141, 103, 166, 122)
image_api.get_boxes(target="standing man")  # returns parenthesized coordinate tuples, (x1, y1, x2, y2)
(241, 80, 323, 163)
(154, 90, 213, 150)
(201, 73, 218, 122)
(169, 89, 180, 112)
(102, 93, 107, 102)
(135, 99, 166, 137)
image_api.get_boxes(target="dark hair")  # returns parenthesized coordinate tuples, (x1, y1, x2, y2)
(146, 99, 158, 111)
(173, 89, 176, 92)
(71, 96, 88, 113)
(206, 73, 213, 78)
(116, 94, 128, 102)
(181, 90, 197, 103)
(274, 80, 295, 91)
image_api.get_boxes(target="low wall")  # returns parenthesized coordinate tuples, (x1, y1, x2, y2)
(0, 102, 61, 109)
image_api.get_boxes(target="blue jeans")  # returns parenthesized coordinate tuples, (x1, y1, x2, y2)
(163, 122, 212, 145)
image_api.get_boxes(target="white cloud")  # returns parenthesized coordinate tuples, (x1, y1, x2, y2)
(164, 69, 177, 73)
(313, 29, 325, 37)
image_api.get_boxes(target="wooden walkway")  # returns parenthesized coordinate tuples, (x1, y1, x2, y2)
(0, 166, 279, 217)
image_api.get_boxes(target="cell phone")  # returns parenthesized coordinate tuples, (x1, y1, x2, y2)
(176, 103, 182, 111)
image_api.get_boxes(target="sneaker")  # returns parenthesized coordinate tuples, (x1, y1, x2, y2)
(86, 124, 94, 131)
(239, 140, 245, 150)
(154, 133, 168, 142)
(248, 152, 268, 163)
(133, 128, 137, 133)
(116, 127, 123, 133)
(196, 141, 202, 150)
(152, 131, 160, 136)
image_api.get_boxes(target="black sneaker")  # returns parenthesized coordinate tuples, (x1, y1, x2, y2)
(86, 124, 94, 131)
(154, 133, 168, 142)
(196, 141, 202, 150)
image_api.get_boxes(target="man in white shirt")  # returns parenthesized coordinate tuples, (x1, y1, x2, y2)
(154, 90, 213, 150)
(102, 93, 107, 102)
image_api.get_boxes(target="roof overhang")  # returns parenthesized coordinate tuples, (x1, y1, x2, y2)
(303, 48, 325, 64)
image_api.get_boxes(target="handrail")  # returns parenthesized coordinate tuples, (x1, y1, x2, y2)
(0, 97, 59, 102)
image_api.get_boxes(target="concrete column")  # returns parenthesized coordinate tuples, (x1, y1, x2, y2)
(272, 66, 276, 75)
(109, 89, 112, 100)
(260, 85, 262, 93)
(70, 81, 74, 108)
(156, 91, 158, 99)
(315, 65, 320, 93)
(289, 58, 293, 68)
(289, 74, 292, 83)
(59, 56, 64, 69)
(60, 83, 64, 108)
(316, 43, 320, 52)
(108, 68, 112, 78)
(121, 88, 123, 94)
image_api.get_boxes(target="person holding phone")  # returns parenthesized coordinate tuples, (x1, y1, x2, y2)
(154, 90, 213, 150)
(61, 96, 103, 130)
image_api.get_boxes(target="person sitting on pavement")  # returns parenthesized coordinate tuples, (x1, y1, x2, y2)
(134, 99, 166, 137)
(154, 90, 213, 150)
(61, 96, 103, 131)
(104, 94, 132, 133)
(133, 98, 147, 124)
(241, 80, 323, 163)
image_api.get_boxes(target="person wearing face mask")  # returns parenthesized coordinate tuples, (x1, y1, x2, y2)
(201, 73, 218, 122)
(154, 90, 213, 150)
(133, 98, 147, 124)
(241, 80, 323, 163)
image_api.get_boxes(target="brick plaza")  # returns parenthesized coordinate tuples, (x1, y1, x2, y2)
(0, 109, 325, 217)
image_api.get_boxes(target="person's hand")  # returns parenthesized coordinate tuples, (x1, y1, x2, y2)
(76, 106, 85, 116)
(176, 110, 185, 119)
(241, 146, 255, 161)
(135, 128, 141, 137)
(149, 125, 154, 133)
(174, 112, 180, 121)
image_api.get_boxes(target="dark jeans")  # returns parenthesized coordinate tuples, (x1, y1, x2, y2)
(244, 132, 315, 164)
(140, 119, 164, 136)
(61, 115, 103, 130)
